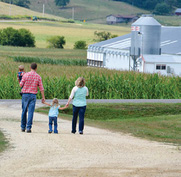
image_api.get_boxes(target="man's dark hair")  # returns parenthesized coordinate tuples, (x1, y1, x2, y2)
(31, 63, 37, 70)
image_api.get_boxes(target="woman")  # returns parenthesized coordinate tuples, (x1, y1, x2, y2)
(66, 77, 89, 134)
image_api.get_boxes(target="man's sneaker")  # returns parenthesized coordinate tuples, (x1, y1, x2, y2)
(21, 129, 25, 132)
(27, 129, 31, 133)
(48, 130, 52, 133)
(79, 131, 83, 135)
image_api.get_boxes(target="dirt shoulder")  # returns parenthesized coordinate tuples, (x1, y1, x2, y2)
(0, 100, 180, 177)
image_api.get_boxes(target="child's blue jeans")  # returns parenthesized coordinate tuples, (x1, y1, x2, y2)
(49, 116, 58, 133)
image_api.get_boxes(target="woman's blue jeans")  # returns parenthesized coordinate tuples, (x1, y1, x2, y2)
(21, 93, 36, 130)
(49, 116, 58, 133)
(72, 105, 86, 133)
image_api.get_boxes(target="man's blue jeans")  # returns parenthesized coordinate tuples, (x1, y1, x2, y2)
(21, 93, 36, 130)
(72, 105, 86, 133)
(49, 116, 58, 133)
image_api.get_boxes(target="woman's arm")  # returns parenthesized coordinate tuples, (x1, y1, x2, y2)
(66, 97, 72, 107)
(66, 86, 77, 106)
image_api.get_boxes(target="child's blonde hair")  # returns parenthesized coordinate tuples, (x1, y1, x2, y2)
(19, 65, 24, 71)
(52, 98, 59, 107)
(75, 77, 85, 88)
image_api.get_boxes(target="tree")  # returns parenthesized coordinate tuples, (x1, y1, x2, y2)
(54, 0, 70, 7)
(18, 28, 35, 47)
(0, 0, 30, 8)
(176, 0, 181, 7)
(0, 27, 21, 46)
(74, 41, 87, 49)
(144, 0, 158, 10)
(15, 0, 30, 8)
(94, 31, 118, 42)
(153, 2, 170, 15)
(165, 0, 176, 12)
(47, 36, 66, 48)
(0, 27, 35, 47)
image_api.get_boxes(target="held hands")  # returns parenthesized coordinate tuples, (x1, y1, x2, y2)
(42, 98, 45, 104)
(65, 102, 69, 107)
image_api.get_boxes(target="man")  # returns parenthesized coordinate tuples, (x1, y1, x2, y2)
(20, 63, 45, 133)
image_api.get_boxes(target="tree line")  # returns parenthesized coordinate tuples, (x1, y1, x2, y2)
(1, 0, 180, 15)
(113, 0, 181, 14)
(0, 0, 30, 8)
(0, 0, 70, 8)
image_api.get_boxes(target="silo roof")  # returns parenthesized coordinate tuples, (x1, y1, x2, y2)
(132, 16, 161, 26)
(89, 26, 181, 55)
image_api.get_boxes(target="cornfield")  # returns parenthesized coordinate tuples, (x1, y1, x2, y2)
(0, 72, 180, 99)
(12, 56, 87, 66)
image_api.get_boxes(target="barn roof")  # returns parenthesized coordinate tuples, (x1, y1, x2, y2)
(175, 8, 181, 13)
(89, 26, 181, 55)
(143, 54, 181, 63)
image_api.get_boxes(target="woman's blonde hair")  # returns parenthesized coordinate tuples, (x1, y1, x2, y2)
(52, 98, 59, 107)
(75, 77, 85, 88)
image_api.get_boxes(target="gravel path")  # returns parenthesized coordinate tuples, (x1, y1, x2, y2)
(0, 100, 180, 177)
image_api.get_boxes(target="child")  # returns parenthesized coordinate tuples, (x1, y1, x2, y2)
(17, 65, 25, 83)
(43, 98, 68, 134)
(17, 65, 25, 96)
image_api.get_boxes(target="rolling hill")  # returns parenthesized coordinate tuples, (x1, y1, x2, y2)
(29, 0, 148, 23)
(0, 1, 65, 20)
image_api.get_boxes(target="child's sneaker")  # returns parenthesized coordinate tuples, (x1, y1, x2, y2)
(48, 130, 52, 133)
(54, 130, 58, 134)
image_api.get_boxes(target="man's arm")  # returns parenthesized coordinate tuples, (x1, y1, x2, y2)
(41, 90, 45, 103)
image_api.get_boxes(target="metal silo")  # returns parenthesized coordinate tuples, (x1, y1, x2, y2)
(131, 14, 161, 56)
(130, 15, 161, 70)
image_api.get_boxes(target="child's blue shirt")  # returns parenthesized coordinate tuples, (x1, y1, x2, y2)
(18, 71, 24, 82)
(49, 105, 60, 117)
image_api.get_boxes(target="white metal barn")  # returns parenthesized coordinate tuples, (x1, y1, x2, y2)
(137, 55, 181, 76)
(87, 15, 181, 76)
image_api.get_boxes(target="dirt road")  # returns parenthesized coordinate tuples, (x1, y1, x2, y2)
(0, 100, 180, 177)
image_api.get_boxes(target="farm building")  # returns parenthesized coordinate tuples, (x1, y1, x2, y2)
(106, 14, 138, 24)
(175, 8, 181, 16)
(87, 15, 181, 76)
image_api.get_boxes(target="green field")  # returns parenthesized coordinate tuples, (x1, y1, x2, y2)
(0, 46, 180, 99)
(36, 103, 181, 145)
(0, 21, 129, 48)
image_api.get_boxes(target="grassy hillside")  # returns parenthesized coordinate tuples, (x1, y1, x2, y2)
(0, 2, 65, 20)
(29, 0, 148, 23)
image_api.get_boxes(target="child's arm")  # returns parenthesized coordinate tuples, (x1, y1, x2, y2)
(43, 102, 51, 106)
(59, 105, 68, 110)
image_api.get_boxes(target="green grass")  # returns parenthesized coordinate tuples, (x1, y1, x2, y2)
(0, 21, 129, 48)
(155, 15, 181, 26)
(36, 103, 181, 145)
(0, 130, 8, 153)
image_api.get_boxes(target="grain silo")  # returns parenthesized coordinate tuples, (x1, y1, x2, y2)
(130, 15, 161, 70)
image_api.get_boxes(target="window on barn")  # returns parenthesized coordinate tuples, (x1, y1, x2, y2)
(156, 64, 166, 70)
